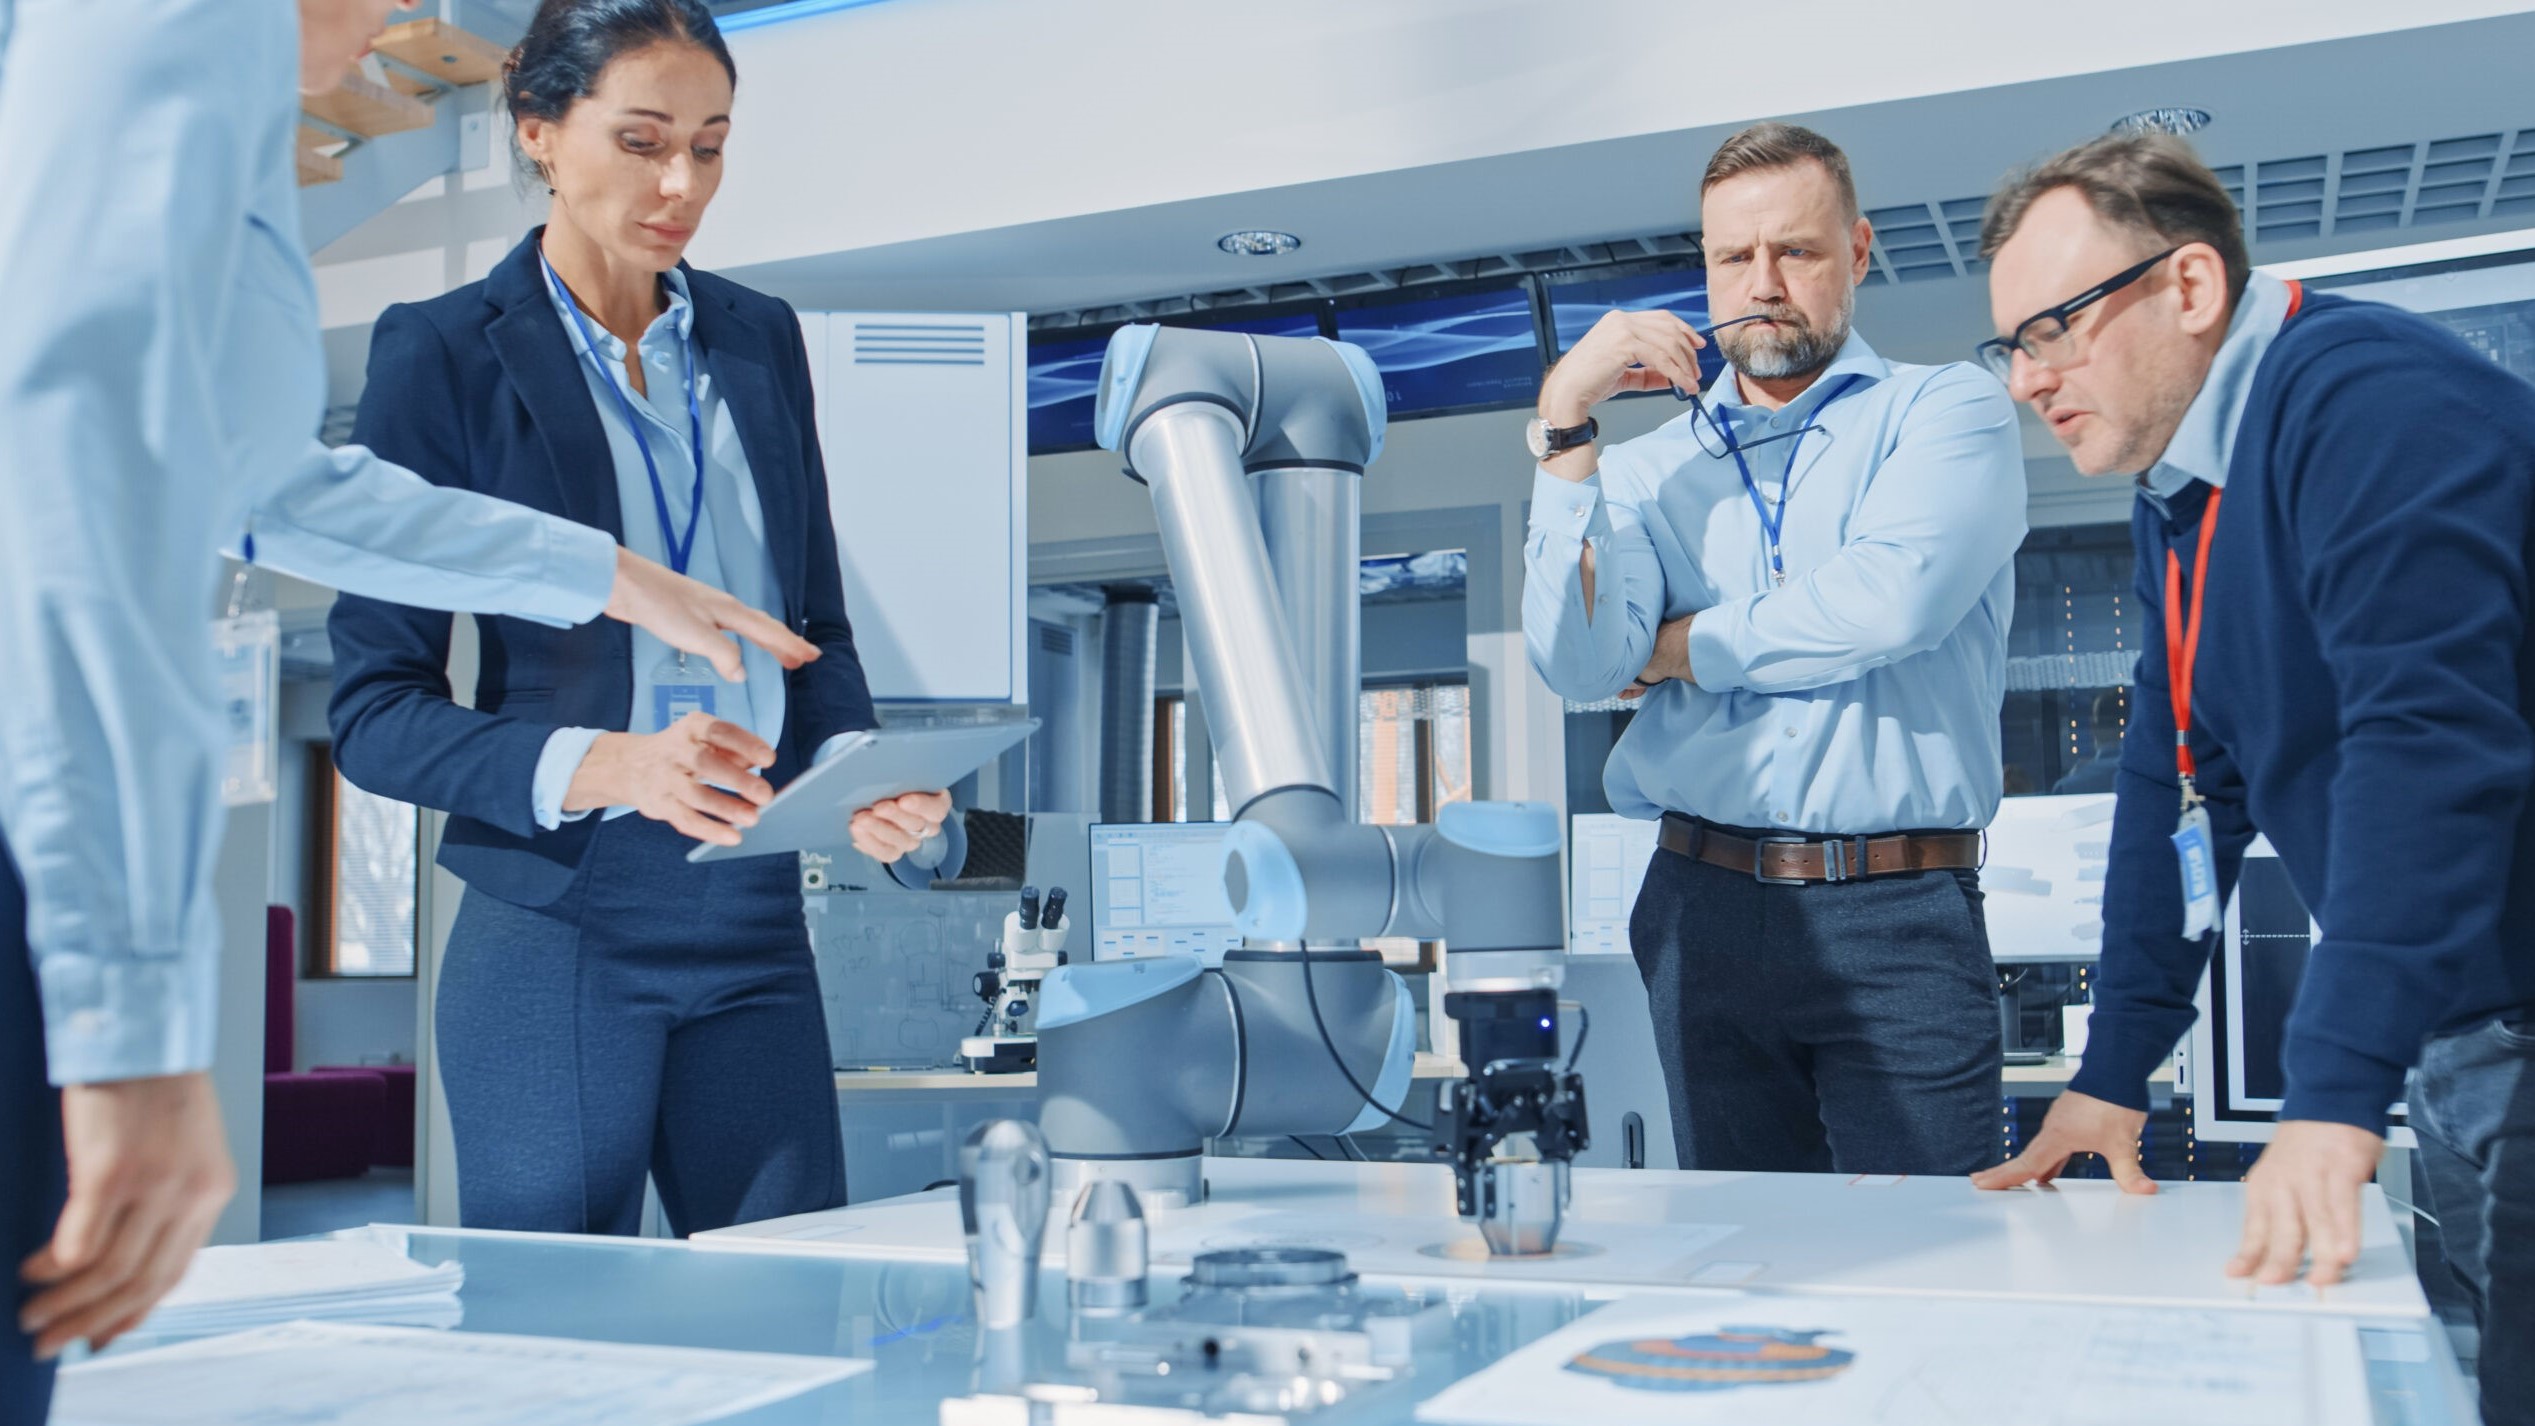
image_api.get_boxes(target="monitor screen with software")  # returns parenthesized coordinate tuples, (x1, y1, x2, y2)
(1088, 822, 1243, 963)
(1569, 813, 1660, 955)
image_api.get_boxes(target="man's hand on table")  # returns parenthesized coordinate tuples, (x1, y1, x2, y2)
(1970, 1089, 2154, 1194)
(2227, 1120, 2384, 1288)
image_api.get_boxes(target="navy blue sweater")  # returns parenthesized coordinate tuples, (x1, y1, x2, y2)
(2068, 291, 2535, 1133)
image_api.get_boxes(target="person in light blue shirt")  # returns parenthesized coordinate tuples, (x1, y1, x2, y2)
(1523, 124, 2026, 1178)
(0, 0, 826, 1413)
(326, 0, 962, 1243)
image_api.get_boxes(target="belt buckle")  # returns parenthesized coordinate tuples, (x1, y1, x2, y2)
(1753, 835, 1813, 885)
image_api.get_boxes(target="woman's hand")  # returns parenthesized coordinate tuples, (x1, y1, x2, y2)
(566, 713, 777, 846)
(603, 548, 818, 682)
(851, 790, 950, 864)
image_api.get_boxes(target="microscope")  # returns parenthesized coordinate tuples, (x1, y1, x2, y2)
(961, 886, 1070, 1074)
(1028, 327, 1588, 1258)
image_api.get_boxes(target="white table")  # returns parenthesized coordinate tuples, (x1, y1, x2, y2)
(700, 1156, 2428, 1319)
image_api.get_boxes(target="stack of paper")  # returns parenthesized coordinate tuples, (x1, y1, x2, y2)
(134, 1237, 464, 1339)
(54, 1321, 872, 1426)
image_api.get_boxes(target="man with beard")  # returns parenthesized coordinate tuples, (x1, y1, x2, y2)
(1522, 123, 2026, 1176)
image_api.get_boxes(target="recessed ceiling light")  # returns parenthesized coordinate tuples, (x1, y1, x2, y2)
(1218, 230, 1302, 257)
(2110, 107, 2213, 137)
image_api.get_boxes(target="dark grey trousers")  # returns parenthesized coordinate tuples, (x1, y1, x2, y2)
(2412, 1015, 2535, 1426)
(1628, 836, 2005, 1176)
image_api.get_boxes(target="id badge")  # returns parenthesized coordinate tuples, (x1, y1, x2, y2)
(212, 609, 280, 807)
(2172, 803, 2221, 938)
(650, 653, 717, 730)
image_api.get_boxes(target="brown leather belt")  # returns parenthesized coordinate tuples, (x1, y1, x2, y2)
(1658, 816, 1981, 885)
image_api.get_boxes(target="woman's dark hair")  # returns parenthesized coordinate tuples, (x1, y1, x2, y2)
(503, 0, 737, 185)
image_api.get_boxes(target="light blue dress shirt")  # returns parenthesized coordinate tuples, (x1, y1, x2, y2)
(528, 261, 956, 885)
(1524, 330, 2028, 834)
(0, 0, 620, 1085)
(2139, 271, 2296, 501)
(530, 264, 789, 825)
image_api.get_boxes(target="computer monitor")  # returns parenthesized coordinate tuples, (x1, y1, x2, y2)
(1568, 813, 1660, 955)
(1981, 793, 2117, 963)
(1087, 822, 1243, 964)
(2189, 834, 2415, 1147)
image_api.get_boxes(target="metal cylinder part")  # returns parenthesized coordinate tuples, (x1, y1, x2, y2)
(1128, 403, 1334, 813)
(1097, 586, 1159, 824)
(1066, 1180, 1150, 1315)
(959, 1119, 1051, 1330)
(1049, 1151, 1204, 1214)
(1254, 466, 1361, 823)
(1472, 1157, 1571, 1258)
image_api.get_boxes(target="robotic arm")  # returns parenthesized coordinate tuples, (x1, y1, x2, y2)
(1032, 326, 1587, 1256)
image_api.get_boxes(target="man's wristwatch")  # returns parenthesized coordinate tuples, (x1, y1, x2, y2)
(1525, 416, 1598, 460)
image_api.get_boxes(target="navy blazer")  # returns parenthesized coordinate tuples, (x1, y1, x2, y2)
(327, 230, 878, 909)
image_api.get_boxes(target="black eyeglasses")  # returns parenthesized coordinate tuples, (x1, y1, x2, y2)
(1975, 245, 2180, 381)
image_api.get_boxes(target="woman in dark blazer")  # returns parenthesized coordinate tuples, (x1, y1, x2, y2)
(327, 0, 959, 1235)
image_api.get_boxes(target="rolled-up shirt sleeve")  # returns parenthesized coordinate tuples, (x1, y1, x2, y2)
(1522, 464, 1663, 702)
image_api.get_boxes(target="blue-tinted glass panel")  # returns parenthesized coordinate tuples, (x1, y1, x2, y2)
(1546, 268, 1727, 389)
(1333, 287, 1539, 416)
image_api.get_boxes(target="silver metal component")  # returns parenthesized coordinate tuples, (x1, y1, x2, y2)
(1187, 1247, 1357, 1293)
(1255, 465, 1362, 823)
(1066, 1181, 1150, 1316)
(1439, 949, 1568, 994)
(1471, 1158, 1571, 1258)
(958, 1120, 1051, 1331)
(1050, 1152, 1204, 1214)
(1128, 404, 1333, 810)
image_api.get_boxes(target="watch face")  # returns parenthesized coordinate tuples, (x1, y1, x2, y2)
(1525, 419, 1551, 460)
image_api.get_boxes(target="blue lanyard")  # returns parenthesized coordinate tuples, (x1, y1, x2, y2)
(541, 253, 707, 576)
(1713, 372, 1865, 585)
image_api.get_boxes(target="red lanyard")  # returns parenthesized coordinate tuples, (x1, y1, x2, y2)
(2160, 279, 2303, 803)
(2164, 492, 2222, 796)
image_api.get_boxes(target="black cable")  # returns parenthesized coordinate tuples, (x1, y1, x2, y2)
(1336, 1135, 1366, 1163)
(1298, 942, 1433, 1132)
(1287, 1135, 1327, 1161)
(1564, 1002, 1592, 1074)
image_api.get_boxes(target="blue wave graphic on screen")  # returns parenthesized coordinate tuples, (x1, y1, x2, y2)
(1548, 269, 1712, 350)
(1337, 307, 1533, 374)
(1029, 349, 1107, 413)
(1336, 289, 1539, 414)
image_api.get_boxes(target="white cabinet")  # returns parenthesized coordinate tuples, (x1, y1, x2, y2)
(797, 310, 1026, 704)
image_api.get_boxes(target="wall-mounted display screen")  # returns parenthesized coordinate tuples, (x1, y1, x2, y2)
(1332, 285, 1540, 418)
(1545, 266, 1728, 391)
(1026, 309, 1325, 455)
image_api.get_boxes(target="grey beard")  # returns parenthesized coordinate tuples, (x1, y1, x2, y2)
(1722, 317, 1848, 381)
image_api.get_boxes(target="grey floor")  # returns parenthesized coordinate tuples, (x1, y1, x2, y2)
(260, 1167, 415, 1241)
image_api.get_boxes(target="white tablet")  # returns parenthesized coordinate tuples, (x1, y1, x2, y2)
(685, 719, 1040, 863)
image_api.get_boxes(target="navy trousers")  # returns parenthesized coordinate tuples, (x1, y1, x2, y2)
(436, 815, 845, 1236)
(2, 833, 65, 1423)
(1629, 825, 2005, 1177)
(2413, 1015, 2535, 1426)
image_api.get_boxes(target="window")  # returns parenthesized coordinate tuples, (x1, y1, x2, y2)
(308, 747, 419, 978)
(1357, 681, 1472, 826)
(1153, 680, 1472, 829)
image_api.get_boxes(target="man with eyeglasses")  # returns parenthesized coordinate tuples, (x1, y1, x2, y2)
(1974, 133, 2534, 1423)
(1521, 123, 2025, 1178)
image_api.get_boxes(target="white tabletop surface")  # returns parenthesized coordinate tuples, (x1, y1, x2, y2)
(698, 1156, 2427, 1319)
